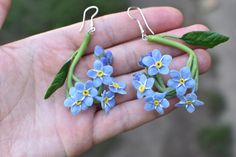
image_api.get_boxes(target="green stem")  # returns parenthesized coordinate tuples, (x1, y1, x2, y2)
(67, 33, 92, 90)
(72, 75, 80, 82)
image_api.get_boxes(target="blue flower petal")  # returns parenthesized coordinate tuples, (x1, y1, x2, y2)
(108, 99, 116, 107)
(186, 93, 197, 101)
(64, 97, 75, 107)
(161, 99, 170, 108)
(69, 87, 78, 97)
(161, 55, 172, 65)
(71, 105, 81, 116)
(152, 49, 162, 61)
(94, 45, 104, 57)
(107, 91, 115, 98)
(94, 60, 103, 70)
(145, 96, 154, 103)
(186, 104, 195, 113)
(117, 89, 127, 95)
(156, 106, 164, 114)
(103, 76, 112, 85)
(137, 92, 144, 99)
(109, 86, 117, 93)
(148, 66, 159, 75)
(104, 105, 110, 113)
(159, 66, 169, 75)
(118, 81, 126, 89)
(180, 67, 191, 79)
(93, 77, 102, 87)
(142, 56, 155, 67)
(85, 97, 93, 107)
(175, 102, 185, 107)
(90, 88, 98, 97)
(146, 78, 155, 89)
(132, 80, 141, 89)
(169, 70, 180, 80)
(154, 92, 166, 100)
(176, 85, 187, 96)
(185, 79, 196, 89)
(81, 104, 89, 110)
(193, 100, 204, 106)
(167, 79, 179, 88)
(87, 69, 97, 79)
(103, 65, 113, 75)
(144, 103, 155, 111)
(85, 80, 94, 89)
(95, 96, 102, 102)
(75, 82, 85, 91)
(139, 74, 147, 83)
(144, 89, 154, 97)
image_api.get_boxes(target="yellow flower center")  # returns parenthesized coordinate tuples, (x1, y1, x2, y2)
(138, 85, 146, 93)
(186, 101, 192, 105)
(104, 96, 109, 104)
(155, 61, 163, 68)
(97, 70, 104, 77)
(153, 100, 159, 106)
(179, 78, 185, 85)
(113, 82, 120, 88)
(75, 101, 82, 106)
(82, 90, 89, 96)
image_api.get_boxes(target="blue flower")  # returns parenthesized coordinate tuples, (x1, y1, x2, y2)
(64, 80, 98, 116)
(133, 73, 154, 98)
(109, 79, 127, 95)
(96, 90, 116, 112)
(94, 45, 113, 65)
(87, 60, 113, 87)
(167, 66, 196, 96)
(144, 92, 170, 114)
(175, 93, 204, 113)
(142, 49, 172, 75)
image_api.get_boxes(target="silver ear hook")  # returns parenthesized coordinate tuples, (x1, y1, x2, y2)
(127, 7, 155, 40)
(79, 6, 99, 33)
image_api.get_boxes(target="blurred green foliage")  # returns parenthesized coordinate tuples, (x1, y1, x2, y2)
(197, 126, 232, 157)
(0, 0, 129, 43)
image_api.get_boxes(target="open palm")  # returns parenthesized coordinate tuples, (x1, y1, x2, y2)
(0, 7, 211, 156)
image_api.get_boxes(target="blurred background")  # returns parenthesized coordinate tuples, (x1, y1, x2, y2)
(0, 0, 235, 157)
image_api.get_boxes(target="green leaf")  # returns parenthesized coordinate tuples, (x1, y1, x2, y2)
(180, 31, 229, 48)
(44, 60, 71, 99)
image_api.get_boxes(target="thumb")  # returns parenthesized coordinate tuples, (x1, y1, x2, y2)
(0, 0, 11, 28)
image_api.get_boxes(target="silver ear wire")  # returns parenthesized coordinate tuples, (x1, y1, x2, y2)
(127, 7, 155, 40)
(79, 6, 99, 33)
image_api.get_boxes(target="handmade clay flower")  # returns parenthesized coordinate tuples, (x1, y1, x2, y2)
(96, 90, 116, 112)
(175, 93, 204, 113)
(167, 66, 196, 96)
(74, 80, 98, 105)
(87, 60, 113, 87)
(109, 79, 127, 95)
(144, 92, 169, 114)
(141, 49, 172, 75)
(64, 88, 88, 116)
(133, 73, 154, 98)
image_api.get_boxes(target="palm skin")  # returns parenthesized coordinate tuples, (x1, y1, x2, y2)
(0, 7, 211, 157)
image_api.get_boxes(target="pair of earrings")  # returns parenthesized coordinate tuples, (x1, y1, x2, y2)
(44, 6, 229, 116)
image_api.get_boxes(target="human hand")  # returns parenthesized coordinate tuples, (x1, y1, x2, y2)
(0, 7, 211, 156)
(0, 0, 11, 28)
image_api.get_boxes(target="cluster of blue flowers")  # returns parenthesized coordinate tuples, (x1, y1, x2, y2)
(133, 49, 204, 114)
(64, 45, 127, 115)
